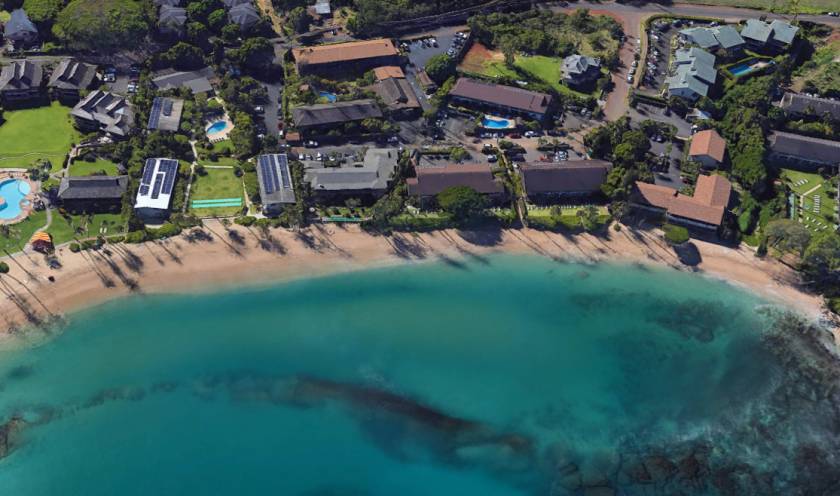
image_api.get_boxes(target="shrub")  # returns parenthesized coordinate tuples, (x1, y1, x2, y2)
(69, 242, 81, 252)
(235, 216, 257, 226)
(0, 261, 9, 273)
(107, 235, 125, 244)
(149, 223, 181, 239)
(124, 231, 147, 244)
(663, 224, 689, 245)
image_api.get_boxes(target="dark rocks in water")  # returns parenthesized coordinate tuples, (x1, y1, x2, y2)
(6, 364, 35, 381)
(792, 444, 840, 494)
(0, 415, 25, 460)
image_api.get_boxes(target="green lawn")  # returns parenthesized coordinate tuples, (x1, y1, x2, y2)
(480, 55, 596, 98)
(189, 167, 245, 217)
(0, 210, 47, 254)
(198, 139, 235, 160)
(47, 213, 126, 246)
(0, 102, 80, 172)
(69, 159, 121, 177)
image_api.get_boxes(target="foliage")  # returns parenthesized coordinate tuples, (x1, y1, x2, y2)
(160, 42, 205, 71)
(436, 186, 487, 222)
(0, 261, 8, 274)
(663, 224, 689, 245)
(425, 54, 456, 85)
(236, 37, 275, 73)
(765, 219, 811, 256)
(288, 6, 311, 33)
(54, 0, 150, 51)
(585, 117, 652, 201)
(801, 231, 840, 287)
(347, 0, 486, 36)
(23, 0, 63, 23)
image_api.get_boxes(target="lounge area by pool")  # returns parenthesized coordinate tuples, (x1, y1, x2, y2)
(481, 115, 515, 130)
(0, 178, 32, 222)
(206, 120, 228, 134)
(318, 91, 337, 103)
(205, 115, 234, 142)
(727, 59, 775, 78)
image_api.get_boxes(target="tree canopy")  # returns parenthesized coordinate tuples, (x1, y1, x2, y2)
(437, 186, 488, 221)
(54, 0, 150, 51)
(23, 0, 63, 23)
(425, 54, 456, 85)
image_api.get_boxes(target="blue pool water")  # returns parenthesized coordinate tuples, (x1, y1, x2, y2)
(482, 116, 514, 129)
(318, 91, 337, 102)
(728, 59, 774, 77)
(0, 179, 31, 220)
(206, 120, 228, 134)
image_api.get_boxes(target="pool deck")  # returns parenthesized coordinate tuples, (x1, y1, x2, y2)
(206, 115, 235, 142)
(0, 172, 37, 225)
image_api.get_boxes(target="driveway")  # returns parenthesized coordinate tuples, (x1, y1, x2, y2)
(263, 82, 282, 136)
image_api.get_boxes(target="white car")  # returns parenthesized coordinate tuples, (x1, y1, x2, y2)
(486, 154, 498, 162)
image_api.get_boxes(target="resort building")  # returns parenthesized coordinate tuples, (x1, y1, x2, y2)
(519, 160, 611, 201)
(417, 70, 437, 93)
(407, 164, 505, 204)
(291, 39, 401, 76)
(688, 129, 727, 168)
(373, 66, 405, 81)
(666, 48, 716, 102)
(448, 78, 553, 122)
(151, 67, 215, 94)
(228, 3, 261, 31)
(372, 75, 421, 118)
(632, 174, 732, 231)
(154, 0, 181, 6)
(47, 58, 97, 102)
(291, 99, 383, 132)
(0, 60, 43, 104)
(58, 175, 128, 213)
(147, 97, 184, 132)
(740, 19, 798, 51)
(256, 154, 297, 215)
(779, 92, 840, 122)
(313, 0, 331, 17)
(158, 4, 187, 37)
(71, 90, 134, 138)
(767, 131, 840, 171)
(305, 148, 399, 202)
(680, 25, 745, 54)
(561, 54, 601, 87)
(134, 158, 179, 218)
(3, 9, 38, 46)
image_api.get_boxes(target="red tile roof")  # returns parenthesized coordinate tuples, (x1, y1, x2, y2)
(373, 66, 405, 80)
(634, 174, 731, 226)
(689, 129, 726, 163)
(292, 39, 399, 67)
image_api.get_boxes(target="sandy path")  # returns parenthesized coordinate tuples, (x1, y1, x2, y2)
(0, 220, 831, 347)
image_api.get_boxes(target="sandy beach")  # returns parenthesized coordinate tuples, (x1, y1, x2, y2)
(0, 220, 832, 345)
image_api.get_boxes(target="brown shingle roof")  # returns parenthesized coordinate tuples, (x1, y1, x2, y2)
(374, 77, 420, 111)
(689, 129, 726, 162)
(406, 164, 504, 197)
(292, 39, 399, 67)
(520, 160, 611, 195)
(634, 174, 731, 226)
(373, 66, 405, 81)
(449, 78, 552, 116)
(769, 131, 840, 164)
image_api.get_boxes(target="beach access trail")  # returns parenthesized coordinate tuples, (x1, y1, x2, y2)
(0, 221, 830, 345)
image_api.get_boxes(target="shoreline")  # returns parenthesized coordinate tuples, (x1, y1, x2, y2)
(0, 220, 834, 348)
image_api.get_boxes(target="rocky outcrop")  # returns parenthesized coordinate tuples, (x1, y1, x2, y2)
(0, 415, 25, 460)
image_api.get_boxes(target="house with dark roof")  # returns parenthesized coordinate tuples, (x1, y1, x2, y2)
(740, 19, 798, 51)
(4, 9, 38, 46)
(448, 78, 553, 122)
(47, 59, 97, 102)
(292, 39, 401, 76)
(688, 129, 727, 168)
(154, 0, 181, 6)
(519, 160, 611, 201)
(768, 131, 840, 171)
(58, 175, 128, 213)
(0, 60, 43, 104)
(228, 3, 261, 31)
(256, 153, 297, 214)
(680, 25, 745, 55)
(305, 148, 399, 202)
(666, 48, 716, 102)
(151, 67, 215, 94)
(779, 93, 840, 122)
(562, 55, 601, 87)
(373, 76, 421, 118)
(632, 174, 732, 231)
(406, 164, 506, 205)
(158, 5, 187, 37)
(70, 90, 134, 138)
(291, 99, 383, 132)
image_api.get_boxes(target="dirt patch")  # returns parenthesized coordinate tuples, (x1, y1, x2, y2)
(458, 42, 503, 74)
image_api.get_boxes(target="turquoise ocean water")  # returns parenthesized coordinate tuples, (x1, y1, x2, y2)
(0, 255, 834, 495)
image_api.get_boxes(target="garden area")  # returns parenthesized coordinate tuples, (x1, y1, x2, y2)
(189, 167, 245, 217)
(48, 212, 126, 246)
(782, 169, 837, 233)
(0, 102, 80, 172)
(527, 204, 610, 230)
(69, 158, 121, 176)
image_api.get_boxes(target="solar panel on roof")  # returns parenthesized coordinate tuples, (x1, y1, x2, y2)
(162, 165, 176, 195)
(148, 99, 162, 129)
(142, 160, 155, 185)
(139, 185, 150, 196)
(278, 156, 291, 189)
(163, 100, 173, 116)
(151, 173, 164, 199)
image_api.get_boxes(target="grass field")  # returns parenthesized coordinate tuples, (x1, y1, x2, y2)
(781, 169, 837, 233)
(47, 213, 126, 246)
(460, 45, 595, 98)
(0, 102, 80, 172)
(675, 0, 839, 14)
(189, 167, 245, 217)
(0, 210, 46, 254)
(69, 159, 121, 177)
(197, 139, 235, 160)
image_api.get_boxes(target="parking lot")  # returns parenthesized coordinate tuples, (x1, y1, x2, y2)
(401, 26, 468, 71)
(639, 19, 680, 92)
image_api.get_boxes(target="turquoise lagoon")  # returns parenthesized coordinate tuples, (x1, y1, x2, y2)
(0, 255, 837, 495)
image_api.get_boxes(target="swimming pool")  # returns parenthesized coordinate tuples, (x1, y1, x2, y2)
(481, 115, 515, 129)
(727, 59, 775, 78)
(0, 179, 31, 220)
(206, 120, 228, 134)
(318, 91, 337, 103)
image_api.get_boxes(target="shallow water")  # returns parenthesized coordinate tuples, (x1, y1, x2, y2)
(0, 255, 837, 495)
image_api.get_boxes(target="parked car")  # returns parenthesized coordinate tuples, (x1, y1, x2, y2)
(304, 140, 319, 147)
(486, 154, 498, 162)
